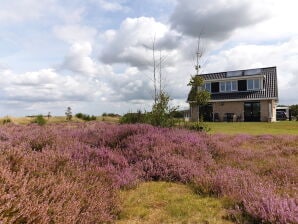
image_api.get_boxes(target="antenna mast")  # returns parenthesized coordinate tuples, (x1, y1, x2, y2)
(195, 37, 201, 76)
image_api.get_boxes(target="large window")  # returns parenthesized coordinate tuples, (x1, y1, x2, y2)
(247, 79, 261, 90)
(219, 81, 238, 92)
(204, 82, 211, 92)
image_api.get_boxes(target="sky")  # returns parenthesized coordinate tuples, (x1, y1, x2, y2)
(0, 0, 298, 116)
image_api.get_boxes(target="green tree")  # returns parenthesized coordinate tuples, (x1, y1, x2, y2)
(65, 107, 72, 121)
(187, 75, 210, 122)
(148, 91, 177, 127)
(290, 104, 298, 116)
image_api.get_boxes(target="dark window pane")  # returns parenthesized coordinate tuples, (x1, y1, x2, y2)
(211, 82, 219, 93)
(238, 80, 247, 91)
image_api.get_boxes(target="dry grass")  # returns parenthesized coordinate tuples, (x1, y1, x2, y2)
(0, 116, 120, 125)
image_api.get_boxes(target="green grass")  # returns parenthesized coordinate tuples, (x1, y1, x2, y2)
(205, 121, 298, 135)
(117, 182, 233, 224)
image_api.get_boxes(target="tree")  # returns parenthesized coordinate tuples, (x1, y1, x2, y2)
(290, 104, 298, 119)
(187, 76, 210, 121)
(65, 107, 72, 121)
(148, 91, 177, 127)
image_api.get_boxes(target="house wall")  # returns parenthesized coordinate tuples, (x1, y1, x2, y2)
(213, 101, 243, 121)
(190, 104, 199, 122)
(211, 100, 277, 122)
(260, 100, 277, 122)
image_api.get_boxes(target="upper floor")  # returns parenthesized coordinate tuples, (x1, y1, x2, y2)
(188, 66, 278, 102)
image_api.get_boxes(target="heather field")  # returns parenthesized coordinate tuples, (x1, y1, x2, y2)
(0, 122, 297, 223)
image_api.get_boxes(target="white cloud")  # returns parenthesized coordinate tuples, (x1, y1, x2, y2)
(61, 42, 97, 75)
(0, 68, 102, 103)
(97, 0, 129, 12)
(170, 0, 273, 40)
(100, 17, 170, 68)
(53, 25, 97, 44)
(0, 0, 54, 23)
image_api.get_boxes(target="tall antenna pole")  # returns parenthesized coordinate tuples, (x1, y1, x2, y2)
(153, 35, 157, 103)
(159, 50, 162, 95)
(195, 37, 201, 76)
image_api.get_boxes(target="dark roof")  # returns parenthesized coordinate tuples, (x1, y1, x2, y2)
(187, 66, 278, 102)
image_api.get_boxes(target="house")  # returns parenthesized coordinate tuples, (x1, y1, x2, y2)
(187, 66, 278, 122)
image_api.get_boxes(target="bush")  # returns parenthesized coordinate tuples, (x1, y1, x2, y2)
(75, 113, 97, 121)
(75, 113, 83, 119)
(2, 117, 12, 124)
(33, 115, 47, 126)
(120, 111, 145, 124)
(184, 122, 211, 132)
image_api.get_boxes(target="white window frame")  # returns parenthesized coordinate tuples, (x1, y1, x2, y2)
(220, 82, 226, 92)
(204, 82, 211, 92)
(219, 81, 238, 92)
(231, 80, 237, 91)
(247, 79, 261, 90)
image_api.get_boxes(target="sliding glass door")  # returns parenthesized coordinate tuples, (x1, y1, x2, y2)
(244, 102, 260, 122)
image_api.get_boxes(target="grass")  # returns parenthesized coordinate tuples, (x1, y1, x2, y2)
(205, 121, 298, 135)
(117, 182, 233, 224)
(0, 116, 120, 125)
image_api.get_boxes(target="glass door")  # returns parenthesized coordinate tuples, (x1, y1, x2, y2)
(244, 102, 260, 122)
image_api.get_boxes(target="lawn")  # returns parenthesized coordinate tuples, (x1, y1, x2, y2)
(206, 121, 298, 135)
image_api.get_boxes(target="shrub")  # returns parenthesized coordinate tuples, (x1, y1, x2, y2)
(32, 115, 47, 126)
(184, 122, 211, 132)
(75, 113, 97, 121)
(120, 110, 145, 124)
(2, 117, 12, 124)
(75, 112, 83, 119)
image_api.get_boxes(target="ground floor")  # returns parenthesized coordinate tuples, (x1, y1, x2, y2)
(189, 100, 277, 122)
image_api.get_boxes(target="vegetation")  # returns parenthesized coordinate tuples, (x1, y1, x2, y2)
(117, 182, 232, 224)
(102, 112, 121, 117)
(1, 116, 12, 125)
(290, 104, 298, 120)
(121, 92, 177, 127)
(120, 110, 145, 124)
(187, 72, 210, 122)
(65, 107, 72, 121)
(32, 114, 47, 126)
(0, 122, 297, 223)
(206, 121, 298, 135)
(75, 113, 97, 121)
(146, 92, 177, 127)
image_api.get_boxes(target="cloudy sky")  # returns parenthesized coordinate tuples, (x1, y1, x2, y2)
(0, 0, 297, 116)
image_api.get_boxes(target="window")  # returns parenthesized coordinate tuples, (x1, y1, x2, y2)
(219, 81, 238, 92)
(211, 82, 219, 93)
(231, 80, 237, 91)
(204, 82, 211, 92)
(220, 82, 225, 92)
(254, 79, 260, 89)
(247, 80, 254, 90)
(226, 81, 231, 91)
(247, 79, 261, 90)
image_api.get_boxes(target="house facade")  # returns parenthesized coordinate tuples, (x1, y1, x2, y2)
(187, 66, 278, 122)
